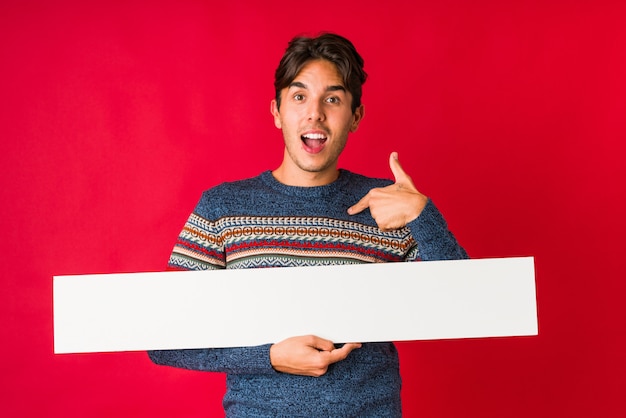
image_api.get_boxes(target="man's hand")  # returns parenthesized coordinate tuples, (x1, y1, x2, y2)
(348, 152, 428, 231)
(269, 335, 362, 377)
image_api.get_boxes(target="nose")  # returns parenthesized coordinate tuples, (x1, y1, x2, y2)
(307, 100, 325, 121)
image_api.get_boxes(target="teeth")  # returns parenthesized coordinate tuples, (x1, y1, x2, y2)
(302, 133, 327, 140)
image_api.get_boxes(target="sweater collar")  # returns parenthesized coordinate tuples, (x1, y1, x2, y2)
(259, 169, 352, 198)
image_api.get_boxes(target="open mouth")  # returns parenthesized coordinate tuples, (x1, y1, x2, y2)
(301, 132, 327, 154)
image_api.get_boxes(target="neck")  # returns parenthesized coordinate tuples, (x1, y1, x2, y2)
(272, 163, 339, 187)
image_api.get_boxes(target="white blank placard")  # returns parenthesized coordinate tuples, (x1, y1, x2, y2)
(53, 257, 537, 354)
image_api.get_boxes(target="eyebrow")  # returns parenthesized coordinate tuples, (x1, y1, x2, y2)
(288, 81, 346, 93)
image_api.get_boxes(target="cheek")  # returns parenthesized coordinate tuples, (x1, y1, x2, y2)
(283, 113, 303, 131)
(339, 115, 357, 133)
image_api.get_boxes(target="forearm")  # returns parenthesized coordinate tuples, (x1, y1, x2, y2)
(147, 344, 276, 375)
(407, 199, 468, 261)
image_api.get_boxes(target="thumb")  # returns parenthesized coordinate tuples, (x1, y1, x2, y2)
(389, 152, 410, 184)
(308, 336, 336, 352)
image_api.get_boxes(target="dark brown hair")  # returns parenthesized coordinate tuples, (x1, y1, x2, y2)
(274, 33, 367, 113)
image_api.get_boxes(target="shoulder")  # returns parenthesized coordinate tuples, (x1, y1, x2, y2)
(339, 169, 393, 196)
(194, 172, 269, 218)
(342, 170, 392, 187)
(204, 173, 266, 196)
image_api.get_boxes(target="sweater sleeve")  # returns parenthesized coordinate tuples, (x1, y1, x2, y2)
(148, 344, 276, 375)
(147, 208, 278, 375)
(406, 199, 468, 261)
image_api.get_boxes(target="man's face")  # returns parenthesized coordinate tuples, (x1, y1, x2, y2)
(271, 59, 364, 186)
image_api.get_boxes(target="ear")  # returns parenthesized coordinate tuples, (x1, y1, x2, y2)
(350, 104, 365, 132)
(270, 99, 282, 129)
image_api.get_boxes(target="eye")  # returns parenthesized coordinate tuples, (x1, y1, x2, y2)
(325, 96, 340, 104)
(293, 94, 305, 101)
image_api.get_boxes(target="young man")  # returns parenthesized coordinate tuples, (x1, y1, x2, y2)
(149, 33, 467, 417)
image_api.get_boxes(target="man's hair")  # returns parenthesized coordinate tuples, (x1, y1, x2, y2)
(274, 33, 367, 113)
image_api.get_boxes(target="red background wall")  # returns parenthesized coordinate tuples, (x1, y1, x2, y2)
(2, 1, 625, 416)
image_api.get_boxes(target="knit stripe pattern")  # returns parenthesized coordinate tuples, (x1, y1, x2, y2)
(169, 213, 418, 270)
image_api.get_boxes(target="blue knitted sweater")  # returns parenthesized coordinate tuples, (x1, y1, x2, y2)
(148, 169, 467, 417)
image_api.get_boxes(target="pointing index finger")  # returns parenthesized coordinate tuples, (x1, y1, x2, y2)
(347, 194, 370, 215)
